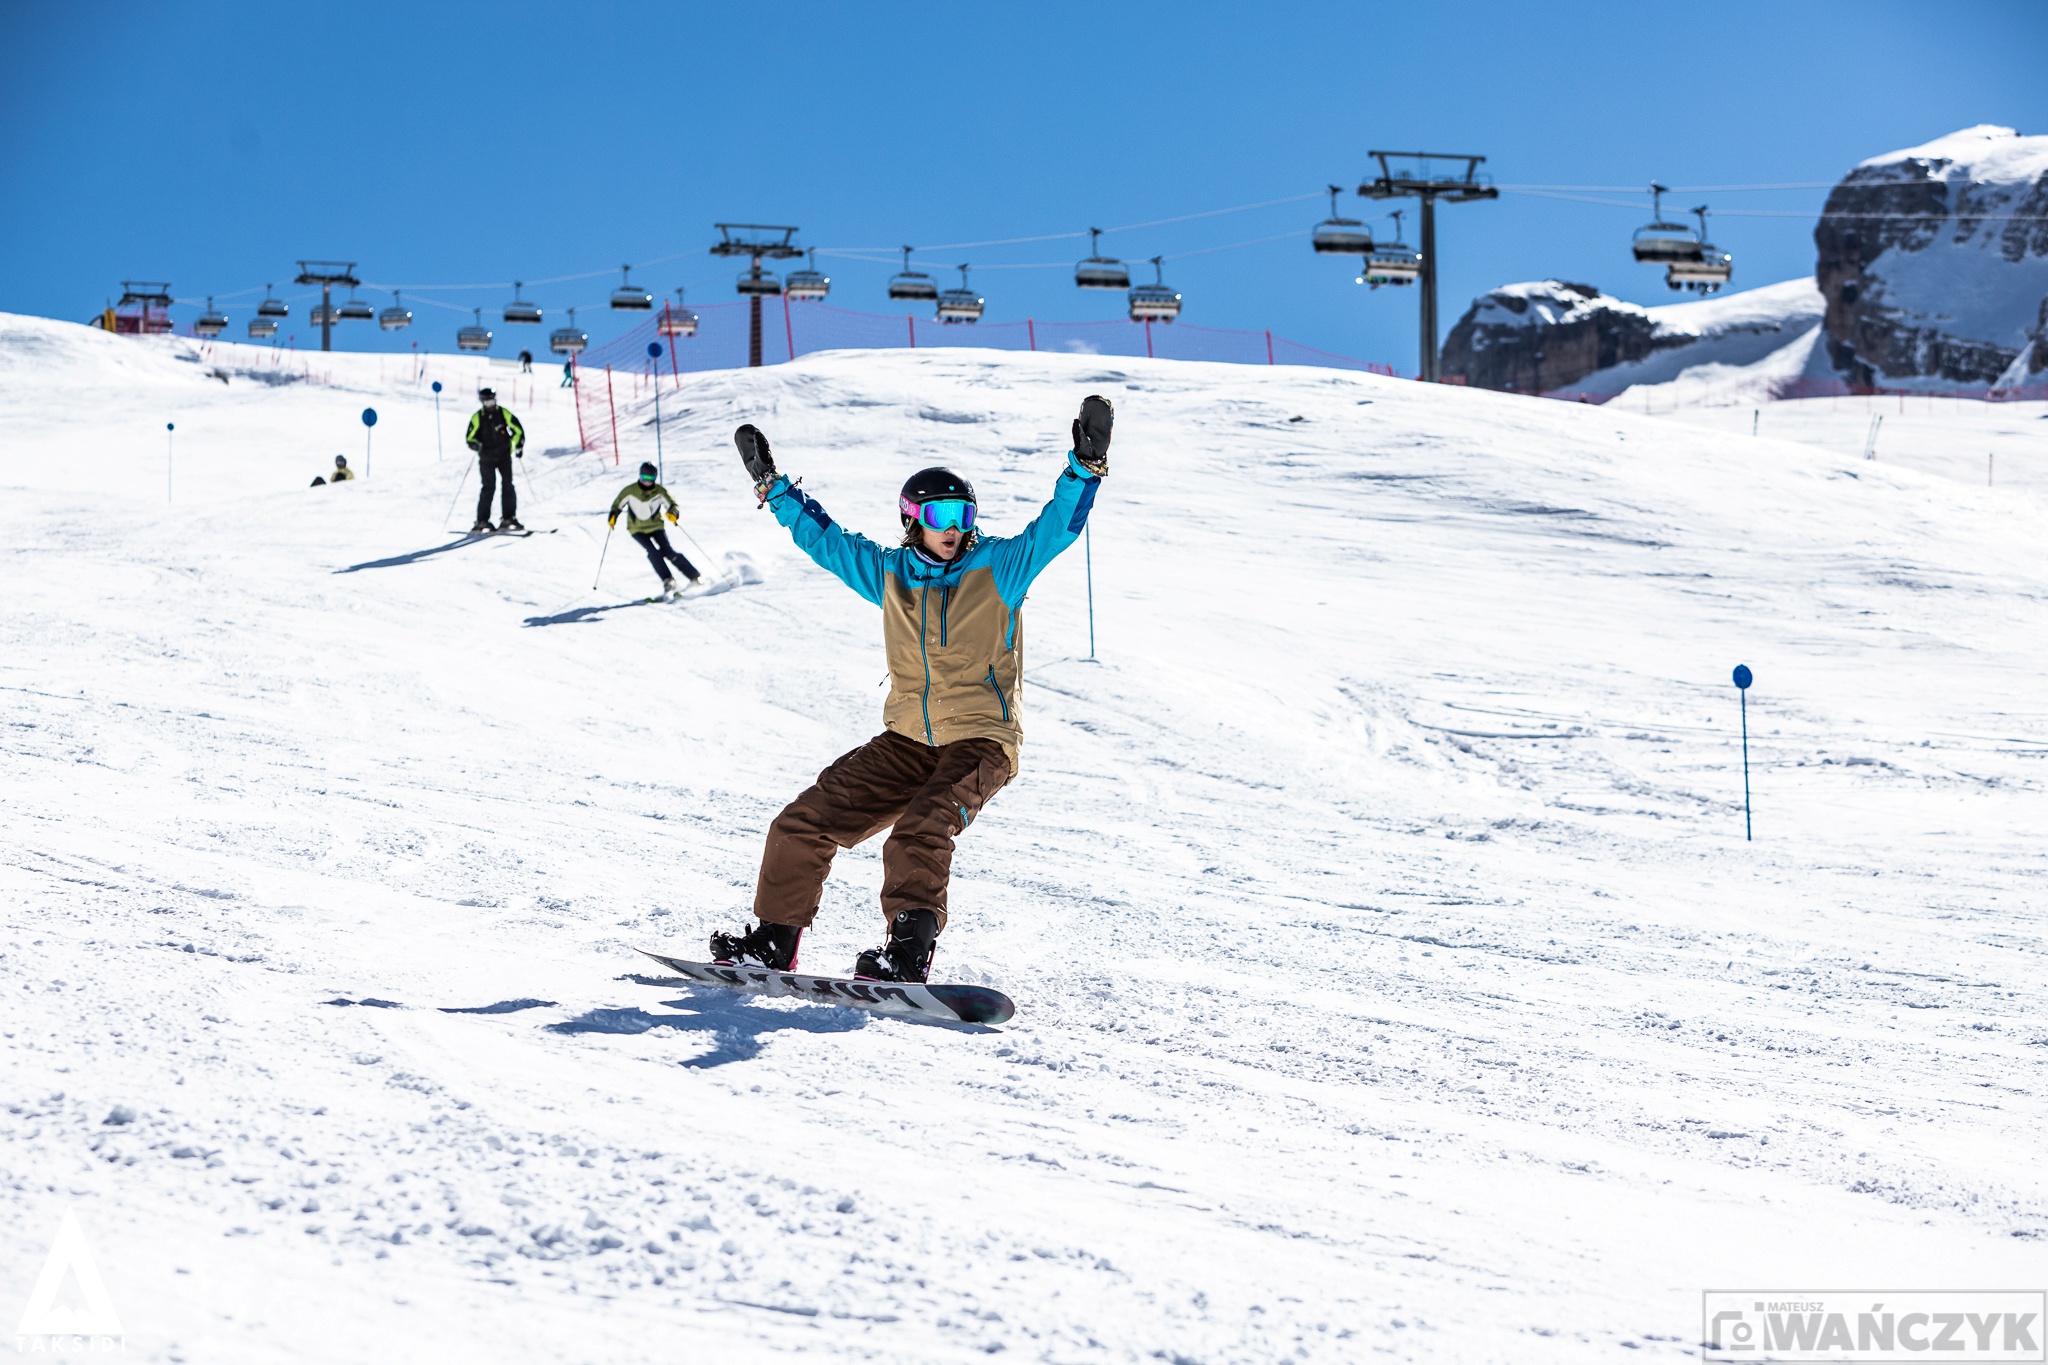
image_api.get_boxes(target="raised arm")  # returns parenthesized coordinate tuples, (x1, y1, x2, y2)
(737, 425, 888, 607)
(987, 395, 1113, 607)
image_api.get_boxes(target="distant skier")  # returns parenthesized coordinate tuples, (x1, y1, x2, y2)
(465, 388, 525, 533)
(708, 395, 1112, 983)
(519, 350, 533, 374)
(609, 462, 701, 598)
(560, 359, 575, 389)
(311, 454, 354, 487)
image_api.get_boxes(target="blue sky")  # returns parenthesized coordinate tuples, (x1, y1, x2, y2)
(4, 0, 2043, 373)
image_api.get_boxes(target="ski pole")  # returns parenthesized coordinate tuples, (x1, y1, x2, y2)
(672, 517, 716, 570)
(1084, 521, 1096, 661)
(593, 519, 615, 592)
(442, 456, 475, 531)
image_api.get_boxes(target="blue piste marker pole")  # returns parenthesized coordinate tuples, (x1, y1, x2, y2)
(1733, 664, 1754, 841)
(165, 422, 175, 503)
(431, 381, 443, 462)
(361, 407, 377, 479)
(647, 342, 665, 482)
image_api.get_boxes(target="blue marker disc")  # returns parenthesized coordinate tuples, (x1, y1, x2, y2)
(166, 422, 174, 431)
(361, 407, 378, 427)
(432, 381, 442, 393)
(648, 342, 663, 359)
(1732, 665, 1753, 690)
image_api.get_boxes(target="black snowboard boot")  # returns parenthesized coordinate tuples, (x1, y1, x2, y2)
(708, 920, 801, 971)
(499, 516, 525, 533)
(853, 908, 940, 983)
(469, 520, 494, 535)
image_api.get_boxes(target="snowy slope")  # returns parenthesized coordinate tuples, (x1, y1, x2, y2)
(4, 312, 2046, 1363)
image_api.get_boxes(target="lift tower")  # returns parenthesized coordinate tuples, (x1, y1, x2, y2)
(1359, 153, 1496, 382)
(294, 260, 359, 353)
(711, 224, 804, 367)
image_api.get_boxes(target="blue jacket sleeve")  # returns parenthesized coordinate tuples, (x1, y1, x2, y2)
(763, 476, 888, 607)
(987, 455, 1101, 607)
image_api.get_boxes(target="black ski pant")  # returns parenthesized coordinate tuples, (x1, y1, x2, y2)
(755, 729, 1012, 933)
(476, 451, 517, 524)
(632, 529, 698, 583)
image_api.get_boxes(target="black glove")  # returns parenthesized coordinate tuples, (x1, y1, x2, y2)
(607, 511, 618, 529)
(1071, 394, 1113, 476)
(734, 424, 778, 499)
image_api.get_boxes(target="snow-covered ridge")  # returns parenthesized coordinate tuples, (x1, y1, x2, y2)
(1441, 277, 1822, 396)
(1856, 123, 2048, 181)
(1821, 124, 2048, 386)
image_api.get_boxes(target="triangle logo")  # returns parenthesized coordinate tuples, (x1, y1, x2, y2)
(16, 1208, 122, 1338)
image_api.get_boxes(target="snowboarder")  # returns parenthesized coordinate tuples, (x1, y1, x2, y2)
(560, 359, 576, 389)
(465, 388, 525, 533)
(709, 395, 1113, 983)
(311, 454, 354, 487)
(609, 462, 701, 597)
(518, 350, 533, 374)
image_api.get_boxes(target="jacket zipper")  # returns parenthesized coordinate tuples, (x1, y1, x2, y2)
(918, 586, 934, 743)
(985, 667, 1009, 723)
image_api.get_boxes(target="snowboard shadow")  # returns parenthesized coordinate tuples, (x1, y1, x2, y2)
(335, 535, 487, 573)
(548, 989, 867, 1067)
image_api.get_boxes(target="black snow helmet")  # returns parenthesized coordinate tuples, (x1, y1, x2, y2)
(639, 461, 658, 478)
(334, 454, 348, 468)
(478, 387, 497, 401)
(898, 466, 976, 528)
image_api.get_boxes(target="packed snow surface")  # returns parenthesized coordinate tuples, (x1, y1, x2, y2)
(3, 314, 2045, 1362)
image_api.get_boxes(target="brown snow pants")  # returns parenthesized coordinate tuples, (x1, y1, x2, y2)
(754, 729, 1012, 932)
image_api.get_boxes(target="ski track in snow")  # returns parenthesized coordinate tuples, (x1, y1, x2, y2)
(1, 317, 2044, 1363)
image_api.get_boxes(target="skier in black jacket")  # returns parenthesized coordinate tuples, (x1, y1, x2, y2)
(465, 388, 526, 533)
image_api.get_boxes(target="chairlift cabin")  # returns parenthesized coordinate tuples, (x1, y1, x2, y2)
(1312, 185, 1374, 255)
(457, 308, 493, 352)
(786, 250, 830, 301)
(887, 247, 939, 302)
(247, 316, 277, 340)
(936, 265, 983, 324)
(1630, 182, 1703, 264)
(610, 266, 653, 311)
(548, 307, 588, 355)
(194, 298, 228, 338)
(657, 290, 698, 337)
(736, 265, 782, 297)
(502, 282, 542, 325)
(1665, 208, 1732, 292)
(336, 291, 374, 322)
(1127, 257, 1181, 322)
(1074, 228, 1129, 290)
(1358, 210, 1420, 286)
(379, 292, 413, 331)
(257, 287, 289, 319)
(309, 303, 338, 328)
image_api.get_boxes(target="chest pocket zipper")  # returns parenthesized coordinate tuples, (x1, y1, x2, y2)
(985, 667, 1009, 722)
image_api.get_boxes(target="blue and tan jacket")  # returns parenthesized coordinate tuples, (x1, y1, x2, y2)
(763, 455, 1101, 776)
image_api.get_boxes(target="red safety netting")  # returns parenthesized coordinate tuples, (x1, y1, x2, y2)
(572, 299, 1397, 458)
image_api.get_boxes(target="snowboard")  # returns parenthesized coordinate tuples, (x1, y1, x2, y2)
(636, 950, 1015, 1025)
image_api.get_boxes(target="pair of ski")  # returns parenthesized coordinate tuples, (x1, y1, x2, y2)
(636, 949, 1015, 1026)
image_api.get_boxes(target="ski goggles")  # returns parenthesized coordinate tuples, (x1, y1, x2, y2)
(900, 496, 976, 531)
